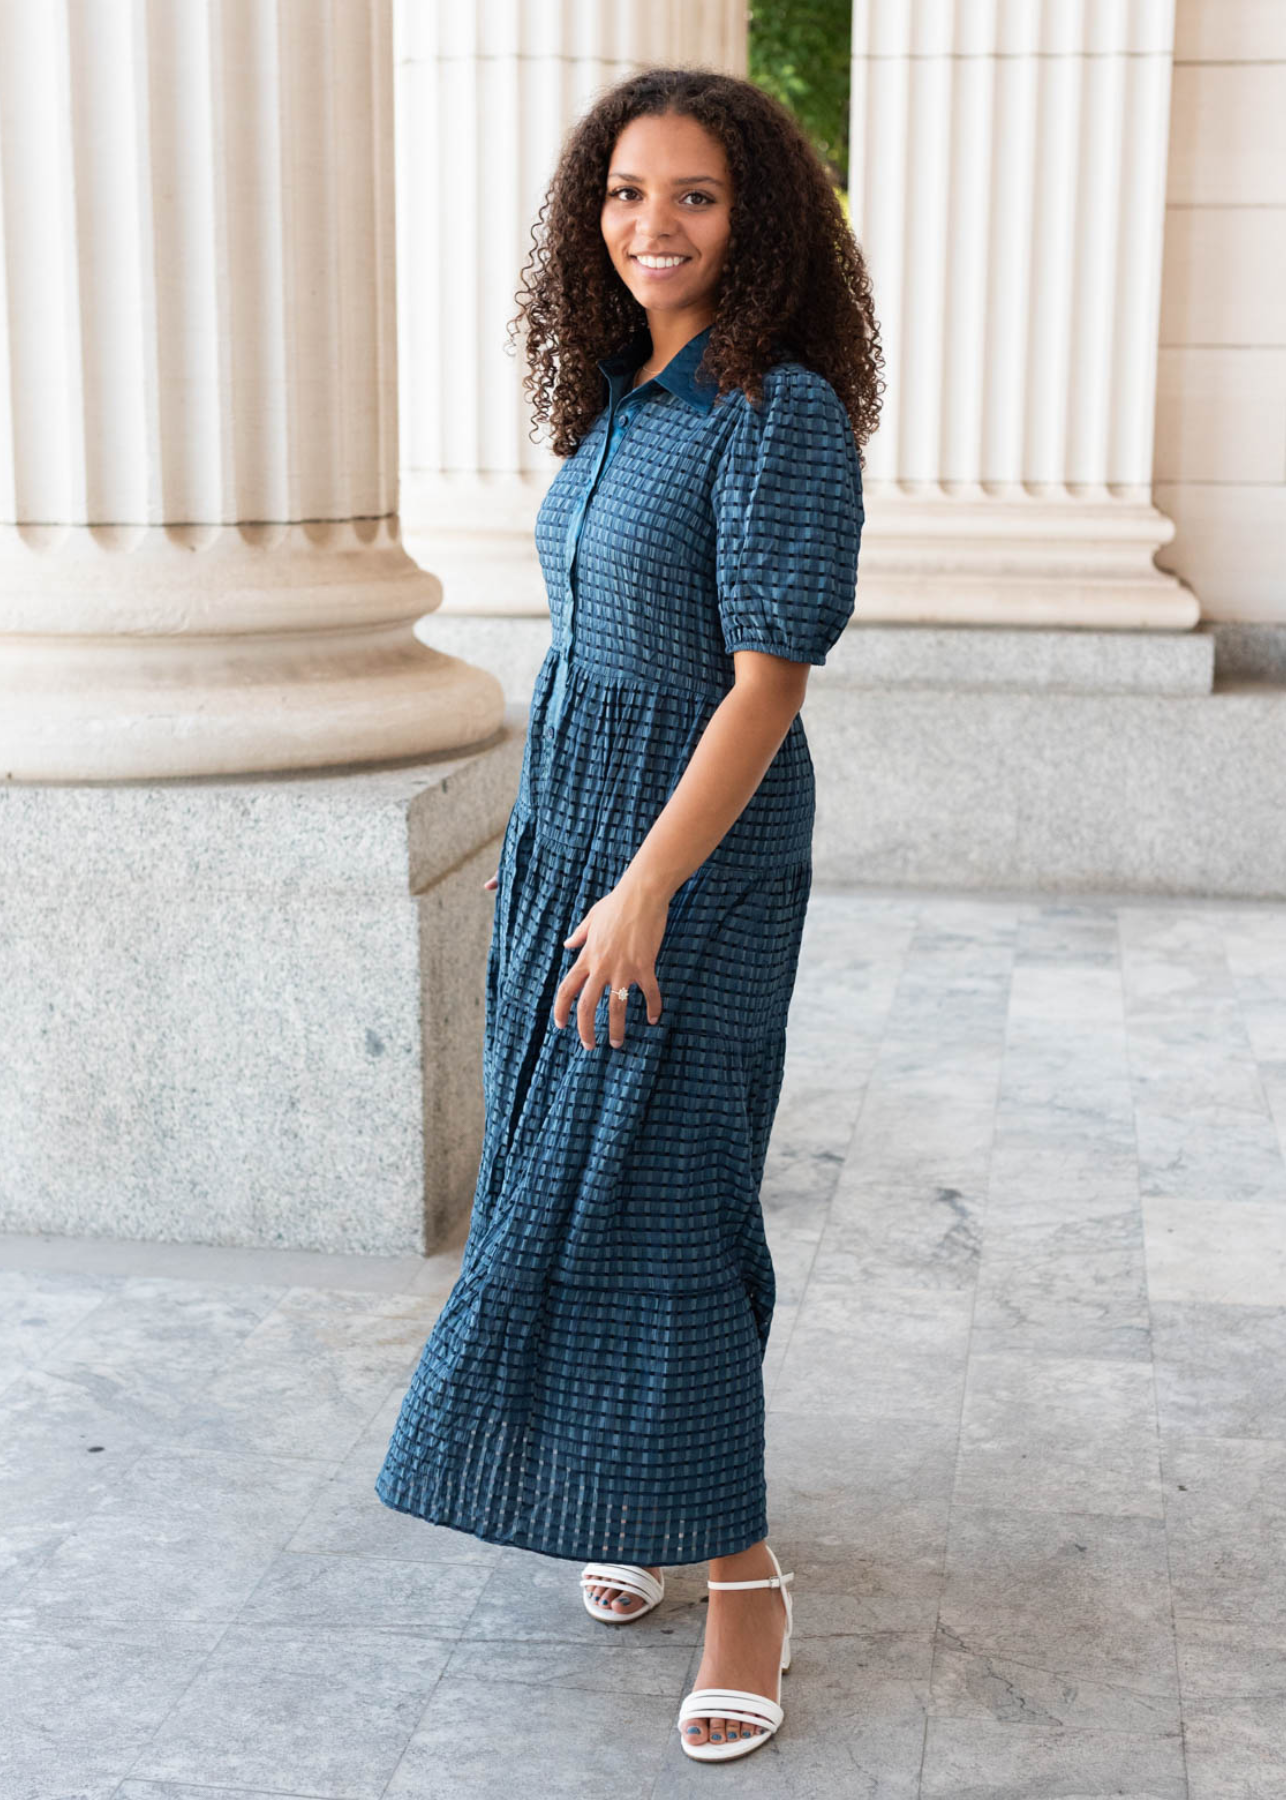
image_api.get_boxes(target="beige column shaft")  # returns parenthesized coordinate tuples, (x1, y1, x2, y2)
(850, 0, 1197, 627)
(393, 0, 748, 614)
(0, 0, 503, 780)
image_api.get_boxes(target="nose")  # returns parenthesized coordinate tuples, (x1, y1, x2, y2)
(631, 197, 681, 242)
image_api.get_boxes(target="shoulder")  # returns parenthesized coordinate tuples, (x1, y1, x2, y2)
(714, 360, 856, 489)
(717, 358, 850, 437)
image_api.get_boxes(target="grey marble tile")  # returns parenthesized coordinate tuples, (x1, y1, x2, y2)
(751, 1554, 940, 1682)
(168, 1286, 445, 1460)
(954, 1354, 1163, 1518)
(764, 1225, 825, 1304)
(444, 1633, 694, 1695)
(994, 1064, 1135, 1136)
(987, 1107, 1139, 1161)
(118, 1784, 334, 1798)
(761, 1298, 800, 1407)
(764, 1414, 957, 1576)
(982, 1147, 1142, 1260)
(987, 1133, 1141, 1192)
(770, 1280, 973, 1425)
(0, 1616, 226, 1800)
(1126, 1026, 1273, 1114)
(1237, 986, 1286, 1064)
(35, 1272, 285, 1369)
(129, 1622, 452, 1797)
(0, 1267, 120, 1373)
(860, 1030, 1009, 1100)
(761, 1082, 861, 1223)
(236, 1550, 491, 1635)
(970, 1243, 1153, 1362)
(933, 1508, 1181, 1734)
(818, 1180, 984, 1292)
(26, 1274, 288, 1442)
(386, 1673, 675, 1796)
(652, 1665, 929, 1798)
(461, 1543, 704, 1647)
(1174, 1618, 1286, 1800)
(1143, 1193, 1286, 1305)
(1162, 1434, 1286, 1630)
(1135, 1104, 1286, 1207)
(1006, 962, 1125, 1027)
(9, 886, 1286, 1797)
(919, 1715, 1185, 1799)
(1013, 903, 1121, 966)
(0, 1365, 158, 1608)
(286, 1404, 501, 1569)
(1152, 1301, 1286, 1438)
(8, 1448, 335, 1624)
(837, 1096, 999, 1203)
(1262, 1065, 1286, 1164)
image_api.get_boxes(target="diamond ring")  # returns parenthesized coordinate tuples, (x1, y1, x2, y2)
(613, 985, 629, 1002)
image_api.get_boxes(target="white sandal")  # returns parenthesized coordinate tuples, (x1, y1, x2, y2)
(579, 1561, 665, 1622)
(676, 1542, 794, 1761)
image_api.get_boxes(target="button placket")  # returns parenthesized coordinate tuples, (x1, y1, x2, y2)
(546, 387, 648, 740)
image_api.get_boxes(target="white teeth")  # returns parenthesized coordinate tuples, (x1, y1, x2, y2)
(634, 254, 688, 268)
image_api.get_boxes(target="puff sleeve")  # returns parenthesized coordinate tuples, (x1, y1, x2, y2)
(712, 363, 864, 666)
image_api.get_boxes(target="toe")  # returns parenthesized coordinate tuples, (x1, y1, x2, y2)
(708, 1715, 725, 1743)
(682, 1715, 707, 1746)
(612, 1587, 636, 1612)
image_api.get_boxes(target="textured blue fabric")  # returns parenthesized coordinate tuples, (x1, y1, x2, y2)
(375, 322, 864, 1566)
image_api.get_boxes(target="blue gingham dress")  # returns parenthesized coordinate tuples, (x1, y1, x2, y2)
(376, 322, 864, 1565)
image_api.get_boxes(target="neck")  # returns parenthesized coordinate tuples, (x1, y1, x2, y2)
(636, 309, 714, 381)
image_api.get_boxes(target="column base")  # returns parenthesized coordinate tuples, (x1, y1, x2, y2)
(851, 491, 1199, 629)
(0, 520, 507, 779)
(0, 710, 527, 1254)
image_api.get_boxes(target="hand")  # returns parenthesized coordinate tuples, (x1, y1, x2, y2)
(482, 867, 499, 891)
(554, 875, 668, 1050)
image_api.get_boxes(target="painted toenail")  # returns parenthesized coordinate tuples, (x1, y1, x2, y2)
(685, 1726, 701, 1735)
(710, 1733, 722, 1741)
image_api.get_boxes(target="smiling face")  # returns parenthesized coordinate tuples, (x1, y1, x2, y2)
(600, 111, 732, 326)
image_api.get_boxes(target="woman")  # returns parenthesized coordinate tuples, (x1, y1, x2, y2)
(377, 66, 881, 1763)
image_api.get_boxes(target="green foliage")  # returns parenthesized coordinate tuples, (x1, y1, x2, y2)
(748, 0, 852, 192)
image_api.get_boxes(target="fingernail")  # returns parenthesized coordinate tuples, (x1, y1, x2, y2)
(610, 1038, 623, 1048)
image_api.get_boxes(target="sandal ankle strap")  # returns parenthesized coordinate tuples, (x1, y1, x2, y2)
(706, 1570, 794, 1590)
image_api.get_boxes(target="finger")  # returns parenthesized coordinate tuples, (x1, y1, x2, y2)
(608, 979, 629, 1049)
(576, 976, 602, 1051)
(553, 961, 589, 1030)
(483, 868, 499, 890)
(563, 916, 588, 947)
(641, 973, 663, 1024)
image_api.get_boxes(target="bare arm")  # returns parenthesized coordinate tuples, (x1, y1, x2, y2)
(554, 649, 810, 1049)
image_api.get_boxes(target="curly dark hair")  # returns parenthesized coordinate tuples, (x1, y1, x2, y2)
(508, 66, 884, 464)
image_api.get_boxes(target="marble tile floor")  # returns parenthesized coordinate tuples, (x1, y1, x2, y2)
(3, 885, 1286, 1799)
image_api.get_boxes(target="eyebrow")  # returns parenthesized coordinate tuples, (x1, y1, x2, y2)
(607, 171, 726, 187)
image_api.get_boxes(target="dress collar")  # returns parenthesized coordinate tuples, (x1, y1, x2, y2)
(597, 321, 719, 414)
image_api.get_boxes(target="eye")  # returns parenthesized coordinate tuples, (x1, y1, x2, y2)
(606, 186, 716, 206)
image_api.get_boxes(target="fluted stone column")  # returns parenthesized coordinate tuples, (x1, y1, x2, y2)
(0, 0, 503, 780)
(393, 0, 747, 618)
(848, 0, 1197, 627)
